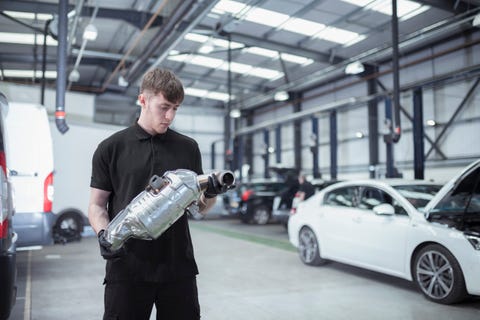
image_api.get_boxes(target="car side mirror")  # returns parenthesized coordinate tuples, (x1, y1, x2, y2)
(373, 203, 395, 215)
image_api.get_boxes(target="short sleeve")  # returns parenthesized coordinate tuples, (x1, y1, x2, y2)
(90, 141, 113, 192)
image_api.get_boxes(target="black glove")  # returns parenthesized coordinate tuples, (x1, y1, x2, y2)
(204, 174, 230, 198)
(98, 229, 126, 260)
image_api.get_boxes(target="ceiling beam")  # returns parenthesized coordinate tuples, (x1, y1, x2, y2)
(0, 0, 163, 28)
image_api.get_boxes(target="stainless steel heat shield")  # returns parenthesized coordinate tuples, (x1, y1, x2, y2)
(103, 169, 235, 250)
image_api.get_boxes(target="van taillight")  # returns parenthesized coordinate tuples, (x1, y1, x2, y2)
(0, 218, 7, 239)
(0, 151, 5, 176)
(241, 189, 254, 201)
(43, 171, 54, 212)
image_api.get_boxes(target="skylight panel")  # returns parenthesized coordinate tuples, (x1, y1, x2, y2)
(211, 38, 244, 50)
(189, 56, 224, 69)
(280, 53, 314, 66)
(342, 0, 430, 20)
(315, 27, 362, 45)
(184, 33, 312, 66)
(184, 33, 209, 42)
(212, 0, 248, 15)
(211, 1, 367, 46)
(244, 47, 279, 59)
(184, 87, 233, 102)
(167, 53, 283, 80)
(222, 62, 253, 74)
(244, 7, 290, 28)
(0, 32, 57, 46)
(247, 67, 283, 80)
(281, 18, 326, 37)
(206, 91, 231, 102)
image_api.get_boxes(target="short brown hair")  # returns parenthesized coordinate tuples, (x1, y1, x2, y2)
(140, 68, 184, 104)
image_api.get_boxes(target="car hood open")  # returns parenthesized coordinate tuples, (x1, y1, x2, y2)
(424, 159, 480, 235)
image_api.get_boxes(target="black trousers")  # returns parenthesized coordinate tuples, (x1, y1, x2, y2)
(103, 277, 200, 320)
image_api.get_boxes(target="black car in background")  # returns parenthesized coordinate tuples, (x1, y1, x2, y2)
(237, 180, 287, 224)
(224, 167, 300, 225)
(0, 94, 17, 320)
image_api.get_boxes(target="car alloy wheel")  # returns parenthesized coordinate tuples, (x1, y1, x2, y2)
(53, 213, 82, 244)
(298, 227, 326, 266)
(413, 244, 467, 304)
(252, 205, 270, 225)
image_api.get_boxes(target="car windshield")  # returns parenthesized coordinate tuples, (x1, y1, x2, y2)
(393, 184, 442, 210)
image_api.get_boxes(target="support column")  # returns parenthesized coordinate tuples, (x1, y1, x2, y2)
(311, 116, 320, 178)
(263, 129, 270, 179)
(275, 125, 282, 165)
(367, 66, 379, 178)
(292, 92, 302, 171)
(413, 87, 425, 179)
(385, 98, 395, 178)
(329, 110, 337, 180)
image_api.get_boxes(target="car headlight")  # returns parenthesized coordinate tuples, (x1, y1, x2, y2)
(465, 233, 480, 250)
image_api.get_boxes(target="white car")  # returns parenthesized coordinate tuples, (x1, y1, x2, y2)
(288, 160, 480, 304)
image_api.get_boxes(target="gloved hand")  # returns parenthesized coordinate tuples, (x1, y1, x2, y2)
(98, 229, 126, 260)
(203, 174, 232, 198)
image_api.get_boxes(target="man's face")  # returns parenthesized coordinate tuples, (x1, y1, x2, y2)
(139, 91, 179, 134)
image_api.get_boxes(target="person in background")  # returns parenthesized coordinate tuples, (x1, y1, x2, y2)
(88, 68, 228, 320)
(297, 173, 315, 201)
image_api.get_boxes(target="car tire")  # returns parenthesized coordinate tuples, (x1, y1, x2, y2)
(251, 205, 270, 225)
(413, 244, 467, 304)
(53, 212, 83, 244)
(298, 227, 326, 266)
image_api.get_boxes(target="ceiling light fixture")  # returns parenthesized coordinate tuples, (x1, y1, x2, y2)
(118, 75, 129, 87)
(68, 69, 80, 82)
(345, 61, 365, 75)
(229, 109, 241, 118)
(274, 91, 289, 101)
(83, 24, 98, 41)
(473, 13, 480, 27)
(355, 131, 365, 139)
(426, 119, 437, 126)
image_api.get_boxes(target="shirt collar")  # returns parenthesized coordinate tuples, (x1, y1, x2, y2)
(134, 122, 170, 140)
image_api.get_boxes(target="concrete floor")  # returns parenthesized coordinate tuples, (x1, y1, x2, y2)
(10, 217, 480, 320)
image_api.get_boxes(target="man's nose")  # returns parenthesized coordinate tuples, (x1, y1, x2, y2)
(164, 109, 175, 120)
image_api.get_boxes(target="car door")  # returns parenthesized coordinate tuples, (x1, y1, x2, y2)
(319, 186, 365, 261)
(351, 186, 409, 275)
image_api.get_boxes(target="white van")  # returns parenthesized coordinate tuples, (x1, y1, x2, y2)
(2, 102, 55, 247)
(50, 121, 121, 243)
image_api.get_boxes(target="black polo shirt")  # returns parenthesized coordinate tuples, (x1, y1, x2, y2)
(90, 123, 203, 283)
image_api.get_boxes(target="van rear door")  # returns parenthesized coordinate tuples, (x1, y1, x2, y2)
(3, 102, 55, 246)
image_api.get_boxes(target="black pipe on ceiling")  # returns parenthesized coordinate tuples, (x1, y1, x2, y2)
(55, 0, 69, 134)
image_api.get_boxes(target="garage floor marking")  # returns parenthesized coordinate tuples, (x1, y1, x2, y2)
(191, 223, 296, 252)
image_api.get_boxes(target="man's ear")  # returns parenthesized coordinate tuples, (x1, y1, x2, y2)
(138, 93, 146, 107)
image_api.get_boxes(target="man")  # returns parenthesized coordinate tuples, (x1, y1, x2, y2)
(297, 174, 315, 201)
(88, 68, 225, 319)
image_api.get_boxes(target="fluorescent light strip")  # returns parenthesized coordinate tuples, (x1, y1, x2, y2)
(0, 32, 57, 46)
(212, 0, 364, 46)
(168, 53, 283, 80)
(3, 70, 57, 79)
(4, 10, 53, 21)
(184, 87, 233, 102)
